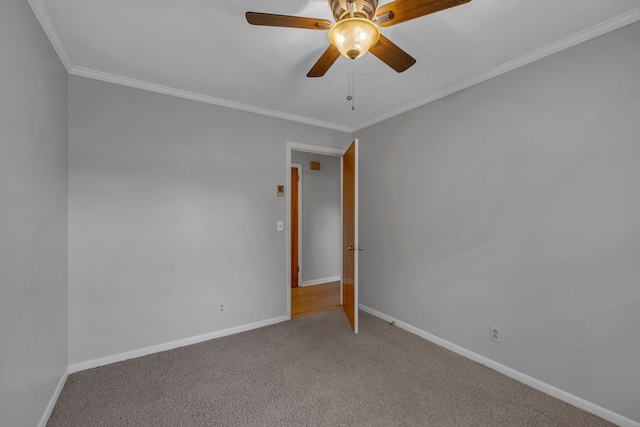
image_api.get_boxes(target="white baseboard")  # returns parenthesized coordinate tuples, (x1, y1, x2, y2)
(359, 304, 639, 427)
(301, 276, 341, 287)
(38, 367, 69, 427)
(69, 315, 289, 373)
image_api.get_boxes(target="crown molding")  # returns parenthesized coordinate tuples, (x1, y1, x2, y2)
(352, 7, 640, 132)
(69, 66, 352, 133)
(28, 0, 640, 134)
(27, 0, 73, 72)
(28, 0, 349, 132)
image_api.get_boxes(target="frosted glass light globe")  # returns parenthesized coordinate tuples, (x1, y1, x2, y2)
(328, 18, 380, 60)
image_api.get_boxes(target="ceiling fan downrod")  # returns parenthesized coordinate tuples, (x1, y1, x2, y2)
(329, 0, 378, 22)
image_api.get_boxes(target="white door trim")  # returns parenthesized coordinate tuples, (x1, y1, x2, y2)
(286, 142, 345, 320)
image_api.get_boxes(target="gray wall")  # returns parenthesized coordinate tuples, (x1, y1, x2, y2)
(355, 21, 640, 422)
(291, 151, 341, 284)
(0, 2, 69, 426)
(68, 76, 350, 364)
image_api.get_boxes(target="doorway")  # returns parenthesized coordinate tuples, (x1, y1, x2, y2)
(286, 141, 360, 332)
(289, 151, 341, 318)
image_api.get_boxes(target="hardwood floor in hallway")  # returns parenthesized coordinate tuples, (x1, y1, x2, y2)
(291, 281, 340, 319)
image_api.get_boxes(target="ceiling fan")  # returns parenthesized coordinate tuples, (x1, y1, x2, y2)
(246, 0, 471, 77)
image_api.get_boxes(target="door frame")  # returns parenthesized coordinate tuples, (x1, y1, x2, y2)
(286, 142, 345, 320)
(290, 163, 303, 288)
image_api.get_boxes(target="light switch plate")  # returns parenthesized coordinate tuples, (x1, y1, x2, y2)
(277, 221, 284, 231)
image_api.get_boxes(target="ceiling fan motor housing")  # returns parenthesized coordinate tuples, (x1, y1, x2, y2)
(330, 0, 378, 21)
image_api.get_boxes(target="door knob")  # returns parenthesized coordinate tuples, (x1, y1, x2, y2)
(347, 246, 354, 251)
(357, 246, 363, 251)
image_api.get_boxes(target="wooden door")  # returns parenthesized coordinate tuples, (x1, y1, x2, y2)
(291, 166, 299, 288)
(342, 140, 358, 332)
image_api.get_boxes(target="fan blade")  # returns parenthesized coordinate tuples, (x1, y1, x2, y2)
(375, 0, 471, 27)
(369, 35, 416, 73)
(246, 12, 332, 30)
(307, 45, 341, 77)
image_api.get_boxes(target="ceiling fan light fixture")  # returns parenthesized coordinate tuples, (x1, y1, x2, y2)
(328, 18, 380, 60)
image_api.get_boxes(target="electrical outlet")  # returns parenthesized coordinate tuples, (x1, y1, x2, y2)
(490, 325, 501, 343)
(219, 302, 226, 314)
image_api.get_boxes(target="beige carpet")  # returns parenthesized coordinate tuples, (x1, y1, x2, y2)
(48, 309, 613, 426)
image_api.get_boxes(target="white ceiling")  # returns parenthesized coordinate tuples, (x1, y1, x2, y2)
(32, 0, 640, 132)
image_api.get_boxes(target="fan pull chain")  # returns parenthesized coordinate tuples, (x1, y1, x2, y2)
(351, 69, 355, 111)
(347, 61, 355, 111)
